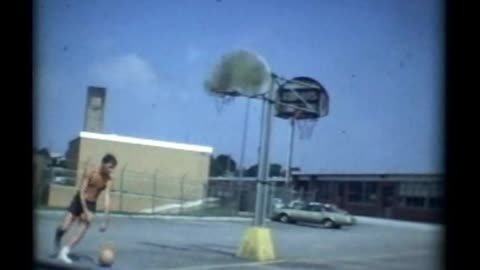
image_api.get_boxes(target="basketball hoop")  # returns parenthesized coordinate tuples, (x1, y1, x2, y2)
(297, 118, 318, 140)
(213, 94, 235, 114)
(204, 49, 271, 98)
(204, 49, 272, 116)
(293, 111, 317, 140)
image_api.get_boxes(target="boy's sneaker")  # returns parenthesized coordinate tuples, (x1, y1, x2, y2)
(57, 246, 72, 264)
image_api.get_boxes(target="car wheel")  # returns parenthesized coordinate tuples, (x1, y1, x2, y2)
(279, 214, 290, 223)
(323, 219, 334, 228)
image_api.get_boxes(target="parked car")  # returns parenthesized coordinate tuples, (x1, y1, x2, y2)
(272, 198, 285, 209)
(287, 199, 307, 209)
(52, 176, 75, 186)
(271, 201, 356, 229)
(50, 167, 76, 186)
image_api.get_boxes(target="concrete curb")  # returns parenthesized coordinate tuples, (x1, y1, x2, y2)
(35, 209, 252, 222)
(35, 209, 443, 230)
(354, 216, 444, 231)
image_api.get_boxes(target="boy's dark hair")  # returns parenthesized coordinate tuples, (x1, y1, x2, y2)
(102, 153, 118, 166)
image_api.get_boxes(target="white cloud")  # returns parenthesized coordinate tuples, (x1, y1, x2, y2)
(88, 53, 168, 102)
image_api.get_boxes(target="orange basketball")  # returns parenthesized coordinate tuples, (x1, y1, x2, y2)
(98, 246, 115, 266)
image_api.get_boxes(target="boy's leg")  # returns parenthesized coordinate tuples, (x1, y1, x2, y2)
(67, 219, 90, 248)
(58, 218, 91, 264)
(54, 212, 76, 253)
(57, 194, 85, 263)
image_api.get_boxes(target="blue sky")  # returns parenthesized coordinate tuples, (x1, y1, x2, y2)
(34, 0, 444, 173)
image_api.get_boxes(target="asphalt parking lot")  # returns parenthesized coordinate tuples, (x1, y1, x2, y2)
(34, 211, 443, 270)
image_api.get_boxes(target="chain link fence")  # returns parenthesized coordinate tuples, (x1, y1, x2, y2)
(35, 166, 209, 215)
(35, 159, 340, 218)
(35, 166, 324, 218)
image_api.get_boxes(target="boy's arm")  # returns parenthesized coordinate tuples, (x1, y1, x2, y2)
(102, 180, 113, 230)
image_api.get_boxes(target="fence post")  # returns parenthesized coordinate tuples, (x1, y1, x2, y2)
(288, 186, 294, 204)
(179, 175, 185, 215)
(40, 166, 54, 207)
(268, 183, 275, 218)
(235, 182, 240, 216)
(152, 169, 158, 215)
(202, 182, 207, 216)
(119, 165, 127, 213)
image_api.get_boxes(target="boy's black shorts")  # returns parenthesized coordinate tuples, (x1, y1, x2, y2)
(67, 192, 96, 217)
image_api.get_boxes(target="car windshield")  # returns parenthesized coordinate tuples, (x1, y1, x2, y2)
(290, 201, 306, 209)
(323, 205, 343, 213)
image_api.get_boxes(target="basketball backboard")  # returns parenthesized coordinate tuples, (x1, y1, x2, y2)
(274, 76, 329, 120)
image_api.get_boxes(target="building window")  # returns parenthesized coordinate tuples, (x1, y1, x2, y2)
(404, 196, 426, 208)
(348, 182, 362, 202)
(399, 182, 430, 197)
(364, 182, 377, 202)
(347, 182, 377, 204)
(315, 182, 330, 201)
(429, 182, 443, 197)
(398, 181, 444, 208)
(428, 198, 443, 209)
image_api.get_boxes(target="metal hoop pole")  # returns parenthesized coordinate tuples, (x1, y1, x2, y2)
(286, 117, 296, 186)
(253, 78, 275, 227)
(238, 99, 250, 178)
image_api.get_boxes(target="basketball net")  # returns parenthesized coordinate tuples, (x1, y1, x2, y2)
(214, 94, 235, 114)
(294, 111, 318, 140)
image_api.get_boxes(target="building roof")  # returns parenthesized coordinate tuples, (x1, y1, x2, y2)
(79, 132, 213, 154)
(208, 174, 443, 183)
(292, 172, 443, 182)
(209, 177, 287, 182)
